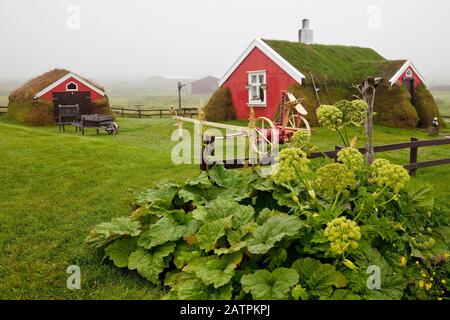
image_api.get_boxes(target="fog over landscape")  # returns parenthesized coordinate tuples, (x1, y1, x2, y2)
(1, 0, 450, 85)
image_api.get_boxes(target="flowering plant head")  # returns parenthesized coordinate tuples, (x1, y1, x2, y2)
(317, 105, 343, 131)
(369, 159, 410, 193)
(337, 147, 366, 172)
(314, 163, 357, 198)
(271, 147, 310, 185)
(290, 130, 310, 148)
(335, 99, 367, 127)
(324, 216, 361, 255)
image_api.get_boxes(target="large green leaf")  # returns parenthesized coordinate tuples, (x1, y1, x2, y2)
(241, 268, 299, 300)
(169, 278, 232, 300)
(134, 182, 180, 208)
(164, 272, 232, 300)
(207, 165, 258, 200)
(104, 237, 137, 268)
(85, 217, 141, 248)
(183, 252, 243, 288)
(247, 215, 304, 254)
(173, 243, 202, 269)
(187, 171, 213, 189)
(291, 258, 348, 298)
(128, 242, 176, 284)
(137, 211, 198, 249)
(192, 197, 254, 223)
(208, 165, 257, 189)
(196, 216, 233, 252)
(194, 198, 255, 251)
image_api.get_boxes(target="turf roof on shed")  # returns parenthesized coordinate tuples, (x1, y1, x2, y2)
(262, 39, 406, 84)
(9, 69, 105, 101)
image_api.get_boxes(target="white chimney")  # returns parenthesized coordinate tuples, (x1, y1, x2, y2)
(299, 19, 313, 44)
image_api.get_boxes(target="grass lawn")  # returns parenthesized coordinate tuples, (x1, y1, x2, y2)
(0, 116, 449, 299)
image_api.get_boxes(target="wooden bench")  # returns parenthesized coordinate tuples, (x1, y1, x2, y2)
(56, 105, 80, 132)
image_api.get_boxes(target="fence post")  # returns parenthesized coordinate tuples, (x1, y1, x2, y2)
(138, 109, 142, 118)
(121, 107, 124, 117)
(409, 137, 419, 176)
(160, 109, 163, 118)
(334, 145, 342, 161)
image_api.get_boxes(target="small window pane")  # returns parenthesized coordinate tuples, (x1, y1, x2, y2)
(251, 86, 258, 99)
(259, 75, 265, 84)
(251, 75, 257, 84)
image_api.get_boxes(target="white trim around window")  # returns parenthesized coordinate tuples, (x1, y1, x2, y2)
(66, 82, 78, 91)
(405, 69, 413, 78)
(247, 71, 267, 107)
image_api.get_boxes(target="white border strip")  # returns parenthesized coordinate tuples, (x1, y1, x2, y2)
(218, 39, 306, 87)
(388, 60, 426, 85)
(34, 72, 106, 98)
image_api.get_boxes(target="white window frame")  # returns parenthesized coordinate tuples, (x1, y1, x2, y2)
(247, 71, 267, 106)
(66, 82, 78, 92)
(405, 69, 413, 78)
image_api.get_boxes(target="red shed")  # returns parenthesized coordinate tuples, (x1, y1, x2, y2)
(33, 70, 106, 115)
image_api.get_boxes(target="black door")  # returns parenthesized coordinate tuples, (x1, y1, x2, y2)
(404, 78, 415, 100)
(52, 91, 92, 117)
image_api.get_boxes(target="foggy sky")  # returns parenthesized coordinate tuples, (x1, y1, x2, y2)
(1, 0, 449, 84)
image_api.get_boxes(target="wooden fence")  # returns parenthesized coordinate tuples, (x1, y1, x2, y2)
(201, 136, 450, 176)
(111, 107, 198, 118)
(0, 106, 7, 115)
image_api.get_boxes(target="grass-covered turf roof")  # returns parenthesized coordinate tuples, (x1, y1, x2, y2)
(263, 39, 406, 85)
(9, 68, 105, 101)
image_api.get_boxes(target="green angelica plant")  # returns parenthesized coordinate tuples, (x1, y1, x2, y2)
(317, 99, 368, 147)
(337, 147, 366, 172)
(324, 217, 361, 255)
(369, 159, 410, 193)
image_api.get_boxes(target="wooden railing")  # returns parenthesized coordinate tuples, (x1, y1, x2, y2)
(201, 136, 450, 176)
(111, 107, 198, 118)
(0, 106, 7, 115)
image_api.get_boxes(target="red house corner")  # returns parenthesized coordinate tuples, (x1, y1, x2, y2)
(219, 39, 305, 120)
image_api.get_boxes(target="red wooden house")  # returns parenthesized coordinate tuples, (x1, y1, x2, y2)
(219, 20, 426, 122)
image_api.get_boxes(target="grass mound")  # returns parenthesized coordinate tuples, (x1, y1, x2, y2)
(204, 87, 235, 122)
(289, 83, 421, 129)
(414, 85, 446, 128)
(92, 96, 113, 116)
(7, 98, 54, 126)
